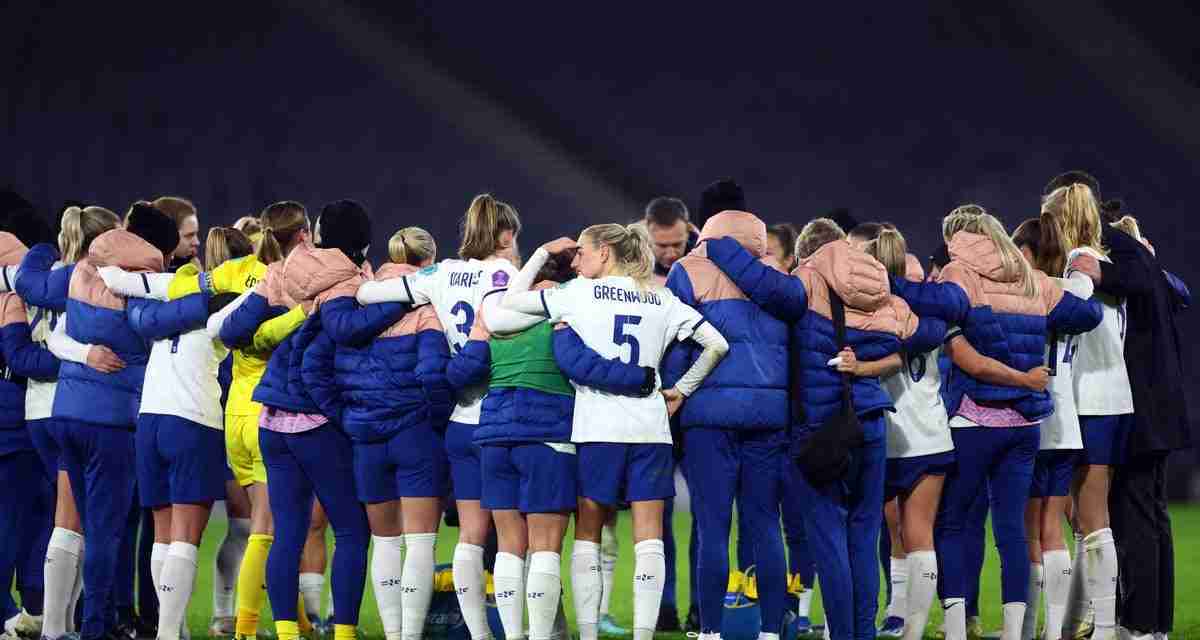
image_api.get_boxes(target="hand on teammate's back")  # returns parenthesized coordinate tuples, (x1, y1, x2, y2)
(86, 344, 126, 373)
(662, 387, 684, 416)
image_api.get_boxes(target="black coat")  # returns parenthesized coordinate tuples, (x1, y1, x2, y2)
(1097, 226, 1193, 455)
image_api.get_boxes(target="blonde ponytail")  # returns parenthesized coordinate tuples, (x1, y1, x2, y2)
(1041, 184, 1106, 273)
(388, 226, 438, 266)
(1111, 215, 1143, 241)
(59, 205, 120, 264)
(256, 201, 309, 264)
(459, 193, 521, 260)
(863, 227, 908, 278)
(581, 223, 656, 288)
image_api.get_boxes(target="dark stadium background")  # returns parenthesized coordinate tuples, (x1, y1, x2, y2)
(3, 2, 1197, 493)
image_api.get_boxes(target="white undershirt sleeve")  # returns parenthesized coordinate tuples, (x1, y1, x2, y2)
(500, 248, 551, 316)
(47, 315, 92, 365)
(97, 266, 172, 300)
(207, 290, 252, 339)
(672, 321, 729, 397)
(481, 291, 545, 335)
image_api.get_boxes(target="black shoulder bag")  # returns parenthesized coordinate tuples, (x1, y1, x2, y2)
(793, 290, 866, 486)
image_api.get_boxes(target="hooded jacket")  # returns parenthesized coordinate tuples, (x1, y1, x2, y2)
(252, 247, 406, 417)
(891, 232, 1103, 420)
(661, 211, 790, 431)
(303, 260, 451, 443)
(703, 236, 923, 431)
(55, 229, 210, 428)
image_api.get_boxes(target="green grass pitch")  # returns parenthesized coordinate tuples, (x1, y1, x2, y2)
(178, 505, 1200, 639)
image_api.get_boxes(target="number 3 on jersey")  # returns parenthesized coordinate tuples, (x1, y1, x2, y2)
(613, 315, 642, 365)
(451, 300, 475, 344)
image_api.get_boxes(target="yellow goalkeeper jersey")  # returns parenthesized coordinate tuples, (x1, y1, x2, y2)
(169, 254, 282, 418)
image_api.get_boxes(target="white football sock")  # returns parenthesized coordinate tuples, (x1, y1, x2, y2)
(1083, 529, 1118, 640)
(1023, 563, 1044, 640)
(452, 543, 490, 640)
(214, 517, 250, 618)
(903, 551, 938, 640)
(402, 533, 436, 640)
(299, 572, 325, 624)
(600, 548, 617, 618)
(526, 552, 561, 640)
(41, 528, 82, 639)
(65, 544, 83, 634)
(942, 598, 967, 640)
(572, 540, 602, 640)
(888, 556, 908, 620)
(1064, 535, 1088, 637)
(158, 542, 199, 640)
(632, 540, 665, 640)
(1043, 549, 1072, 640)
(494, 553, 526, 640)
(372, 535, 406, 640)
(1002, 602, 1027, 640)
(151, 542, 169, 591)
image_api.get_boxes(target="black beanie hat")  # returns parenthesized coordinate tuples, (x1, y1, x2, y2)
(126, 203, 179, 258)
(1044, 170, 1101, 202)
(316, 199, 372, 265)
(699, 179, 747, 222)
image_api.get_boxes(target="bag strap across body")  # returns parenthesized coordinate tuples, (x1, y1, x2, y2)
(829, 289, 853, 411)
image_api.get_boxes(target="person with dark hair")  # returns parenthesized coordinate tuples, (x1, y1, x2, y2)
(766, 224, 799, 273)
(696, 179, 746, 231)
(1068, 195, 1192, 639)
(645, 196, 697, 286)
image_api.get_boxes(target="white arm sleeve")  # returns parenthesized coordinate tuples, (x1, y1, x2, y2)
(1062, 270, 1095, 299)
(97, 266, 173, 300)
(47, 316, 92, 365)
(672, 321, 729, 397)
(481, 291, 545, 335)
(356, 277, 413, 305)
(499, 247, 551, 316)
(0, 265, 18, 292)
(207, 289, 253, 339)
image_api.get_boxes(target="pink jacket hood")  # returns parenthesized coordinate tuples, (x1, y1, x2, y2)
(695, 210, 767, 258)
(947, 232, 1020, 284)
(283, 246, 363, 307)
(88, 229, 164, 273)
(374, 262, 420, 281)
(0, 232, 28, 267)
(799, 240, 890, 312)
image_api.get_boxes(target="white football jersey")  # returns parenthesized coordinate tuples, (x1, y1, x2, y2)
(540, 275, 703, 444)
(1067, 247, 1133, 416)
(24, 302, 60, 422)
(404, 258, 519, 424)
(139, 329, 229, 430)
(882, 347, 953, 459)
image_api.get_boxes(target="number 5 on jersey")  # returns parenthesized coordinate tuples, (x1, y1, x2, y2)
(613, 315, 642, 365)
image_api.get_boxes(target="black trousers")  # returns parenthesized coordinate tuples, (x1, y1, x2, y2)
(1109, 453, 1174, 633)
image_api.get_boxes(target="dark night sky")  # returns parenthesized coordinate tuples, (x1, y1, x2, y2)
(3, 2, 1197, 451)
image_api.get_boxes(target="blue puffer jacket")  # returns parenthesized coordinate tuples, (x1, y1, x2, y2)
(446, 312, 649, 445)
(891, 232, 1102, 420)
(255, 248, 408, 420)
(704, 237, 920, 432)
(16, 243, 72, 313)
(0, 233, 33, 453)
(55, 230, 209, 428)
(662, 212, 790, 431)
(304, 263, 449, 443)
